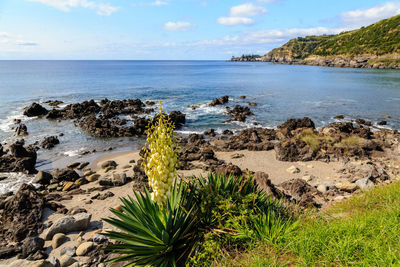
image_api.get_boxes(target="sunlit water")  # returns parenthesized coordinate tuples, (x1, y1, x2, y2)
(0, 60, 399, 193)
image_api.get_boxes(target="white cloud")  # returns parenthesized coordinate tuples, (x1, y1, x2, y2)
(16, 40, 38, 46)
(340, 2, 400, 27)
(26, 0, 119, 16)
(150, 0, 168, 6)
(230, 3, 267, 17)
(218, 3, 267, 26)
(217, 17, 255, 26)
(164, 21, 196, 31)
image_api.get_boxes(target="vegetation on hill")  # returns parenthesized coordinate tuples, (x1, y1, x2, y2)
(262, 14, 400, 61)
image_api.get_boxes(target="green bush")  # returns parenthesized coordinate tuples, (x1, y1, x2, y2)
(103, 182, 199, 266)
(103, 174, 296, 266)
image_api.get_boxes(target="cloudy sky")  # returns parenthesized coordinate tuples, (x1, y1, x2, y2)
(0, 0, 399, 59)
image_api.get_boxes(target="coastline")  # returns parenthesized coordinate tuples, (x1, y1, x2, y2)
(231, 54, 400, 70)
(0, 96, 399, 266)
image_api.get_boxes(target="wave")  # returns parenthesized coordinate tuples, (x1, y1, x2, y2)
(0, 109, 33, 133)
(0, 172, 36, 195)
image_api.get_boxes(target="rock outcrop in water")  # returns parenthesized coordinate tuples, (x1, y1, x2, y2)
(23, 103, 48, 117)
(23, 98, 186, 138)
(0, 140, 37, 173)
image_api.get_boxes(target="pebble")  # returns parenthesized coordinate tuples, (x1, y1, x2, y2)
(101, 160, 117, 169)
(76, 241, 96, 256)
(286, 165, 300, 174)
(67, 162, 81, 169)
(302, 175, 316, 182)
(59, 255, 76, 267)
(62, 182, 75, 192)
(84, 170, 95, 176)
(77, 162, 89, 170)
(87, 174, 100, 182)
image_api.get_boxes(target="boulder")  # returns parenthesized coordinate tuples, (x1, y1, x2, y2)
(254, 171, 286, 199)
(278, 117, 315, 132)
(23, 103, 48, 117)
(279, 179, 319, 207)
(43, 213, 92, 240)
(15, 124, 28, 136)
(52, 233, 67, 249)
(209, 95, 229, 106)
(21, 236, 45, 259)
(0, 184, 44, 242)
(0, 140, 37, 173)
(355, 178, 374, 190)
(34, 171, 53, 185)
(40, 136, 60, 149)
(52, 168, 80, 182)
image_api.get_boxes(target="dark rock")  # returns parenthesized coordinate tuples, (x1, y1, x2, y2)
(0, 245, 21, 259)
(23, 103, 48, 117)
(0, 140, 37, 173)
(279, 179, 320, 207)
(40, 136, 60, 149)
(34, 171, 53, 185)
(239, 96, 246, 99)
(226, 105, 254, 122)
(21, 236, 45, 259)
(248, 102, 257, 106)
(0, 184, 44, 242)
(145, 100, 156, 106)
(15, 124, 28, 136)
(168, 111, 186, 128)
(222, 129, 233, 135)
(204, 129, 216, 137)
(377, 120, 387, 126)
(216, 164, 242, 177)
(209, 95, 229, 106)
(52, 168, 79, 182)
(43, 100, 63, 107)
(278, 117, 315, 132)
(254, 172, 286, 199)
(275, 138, 312, 162)
(334, 115, 344, 119)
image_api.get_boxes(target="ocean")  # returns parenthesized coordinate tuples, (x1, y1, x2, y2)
(0, 60, 399, 193)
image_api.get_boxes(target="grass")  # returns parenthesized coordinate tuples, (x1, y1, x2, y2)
(216, 179, 400, 266)
(334, 136, 364, 148)
(299, 129, 320, 152)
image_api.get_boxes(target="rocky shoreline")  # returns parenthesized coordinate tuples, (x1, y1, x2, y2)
(0, 96, 399, 266)
(231, 54, 400, 70)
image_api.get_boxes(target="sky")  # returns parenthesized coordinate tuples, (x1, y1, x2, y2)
(0, 0, 400, 60)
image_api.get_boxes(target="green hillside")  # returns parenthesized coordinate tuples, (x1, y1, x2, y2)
(265, 14, 400, 60)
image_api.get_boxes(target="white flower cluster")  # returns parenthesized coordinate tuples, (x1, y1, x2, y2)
(144, 110, 178, 205)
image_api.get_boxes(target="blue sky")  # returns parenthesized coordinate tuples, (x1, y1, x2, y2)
(0, 0, 399, 59)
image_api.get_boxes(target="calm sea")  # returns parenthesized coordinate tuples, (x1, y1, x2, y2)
(0, 60, 399, 192)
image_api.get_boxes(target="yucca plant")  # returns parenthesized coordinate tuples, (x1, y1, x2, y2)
(103, 181, 199, 267)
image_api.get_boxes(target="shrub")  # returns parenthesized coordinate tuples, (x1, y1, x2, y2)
(187, 174, 297, 264)
(103, 182, 199, 266)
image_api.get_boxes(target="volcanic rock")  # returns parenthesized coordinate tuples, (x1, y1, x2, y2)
(24, 103, 48, 117)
